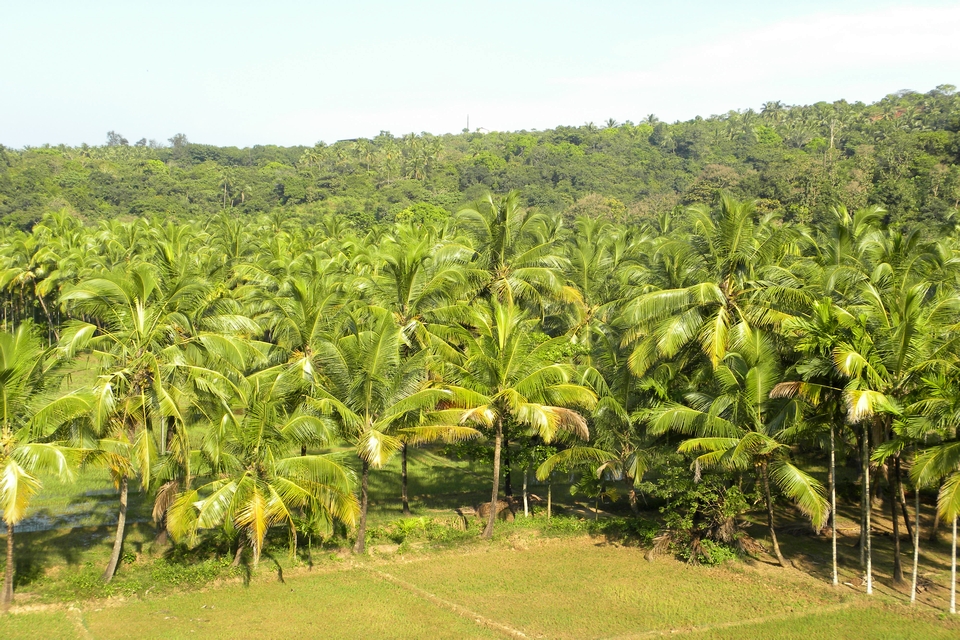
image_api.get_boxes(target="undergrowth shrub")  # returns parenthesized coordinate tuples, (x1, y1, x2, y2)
(675, 539, 739, 566)
(638, 453, 757, 564)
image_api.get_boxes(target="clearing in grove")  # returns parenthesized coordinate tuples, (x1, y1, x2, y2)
(5, 533, 960, 640)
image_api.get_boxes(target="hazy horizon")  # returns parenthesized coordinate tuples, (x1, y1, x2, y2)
(3, 0, 958, 149)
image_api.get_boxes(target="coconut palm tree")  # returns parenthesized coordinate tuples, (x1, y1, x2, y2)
(623, 194, 807, 376)
(310, 306, 479, 553)
(368, 223, 478, 513)
(446, 299, 597, 539)
(1, 324, 91, 611)
(456, 190, 574, 312)
(166, 369, 359, 566)
(647, 324, 829, 567)
(59, 263, 257, 581)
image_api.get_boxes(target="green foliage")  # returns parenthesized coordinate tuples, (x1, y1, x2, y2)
(638, 454, 756, 559)
(366, 516, 477, 547)
(3, 88, 959, 230)
(395, 202, 450, 226)
(675, 538, 739, 565)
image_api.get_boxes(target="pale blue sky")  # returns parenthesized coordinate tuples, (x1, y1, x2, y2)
(2, 1, 958, 148)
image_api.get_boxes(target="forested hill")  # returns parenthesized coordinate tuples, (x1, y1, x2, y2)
(2, 86, 958, 230)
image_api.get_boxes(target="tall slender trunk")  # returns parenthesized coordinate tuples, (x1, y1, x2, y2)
(952, 517, 957, 615)
(522, 465, 529, 518)
(503, 437, 512, 497)
(860, 438, 867, 568)
(761, 461, 787, 568)
(911, 483, 921, 604)
(890, 460, 904, 584)
(863, 427, 873, 595)
(482, 420, 503, 539)
(897, 461, 913, 542)
(103, 475, 129, 582)
(830, 423, 838, 586)
(930, 480, 943, 543)
(547, 480, 552, 520)
(353, 460, 369, 554)
(2, 520, 14, 611)
(401, 443, 410, 516)
(36, 295, 59, 342)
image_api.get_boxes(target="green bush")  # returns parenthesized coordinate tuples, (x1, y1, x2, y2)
(676, 539, 739, 566)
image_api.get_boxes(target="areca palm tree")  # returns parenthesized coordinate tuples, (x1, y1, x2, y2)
(647, 324, 828, 567)
(832, 230, 959, 586)
(1, 325, 91, 610)
(0, 233, 62, 338)
(912, 436, 960, 614)
(777, 298, 859, 586)
(446, 299, 597, 539)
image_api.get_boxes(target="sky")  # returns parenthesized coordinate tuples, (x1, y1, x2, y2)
(2, 0, 958, 148)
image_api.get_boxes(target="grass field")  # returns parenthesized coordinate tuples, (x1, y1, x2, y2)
(5, 441, 960, 638)
(5, 536, 959, 639)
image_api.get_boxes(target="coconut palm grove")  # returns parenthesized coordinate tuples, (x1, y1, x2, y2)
(2, 87, 960, 638)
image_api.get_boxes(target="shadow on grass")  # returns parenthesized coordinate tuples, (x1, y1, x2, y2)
(747, 496, 959, 613)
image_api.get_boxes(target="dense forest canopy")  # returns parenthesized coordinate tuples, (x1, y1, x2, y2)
(1, 86, 958, 231)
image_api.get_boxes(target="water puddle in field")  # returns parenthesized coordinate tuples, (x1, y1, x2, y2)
(15, 489, 150, 533)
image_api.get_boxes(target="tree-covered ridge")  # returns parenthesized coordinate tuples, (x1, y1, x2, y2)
(1, 86, 958, 230)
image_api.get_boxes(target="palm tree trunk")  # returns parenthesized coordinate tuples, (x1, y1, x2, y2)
(353, 460, 370, 554)
(890, 461, 904, 583)
(2, 520, 14, 611)
(930, 480, 943, 543)
(761, 461, 787, 567)
(503, 437, 512, 497)
(897, 459, 913, 542)
(863, 427, 873, 595)
(628, 488, 639, 516)
(830, 422, 838, 587)
(482, 420, 503, 540)
(857, 431, 866, 568)
(950, 518, 957, 613)
(522, 464, 529, 518)
(35, 294, 59, 342)
(155, 513, 169, 546)
(401, 443, 410, 516)
(951, 516, 957, 615)
(911, 484, 921, 604)
(103, 475, 128, 583)
(547, 480, 552, 520)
